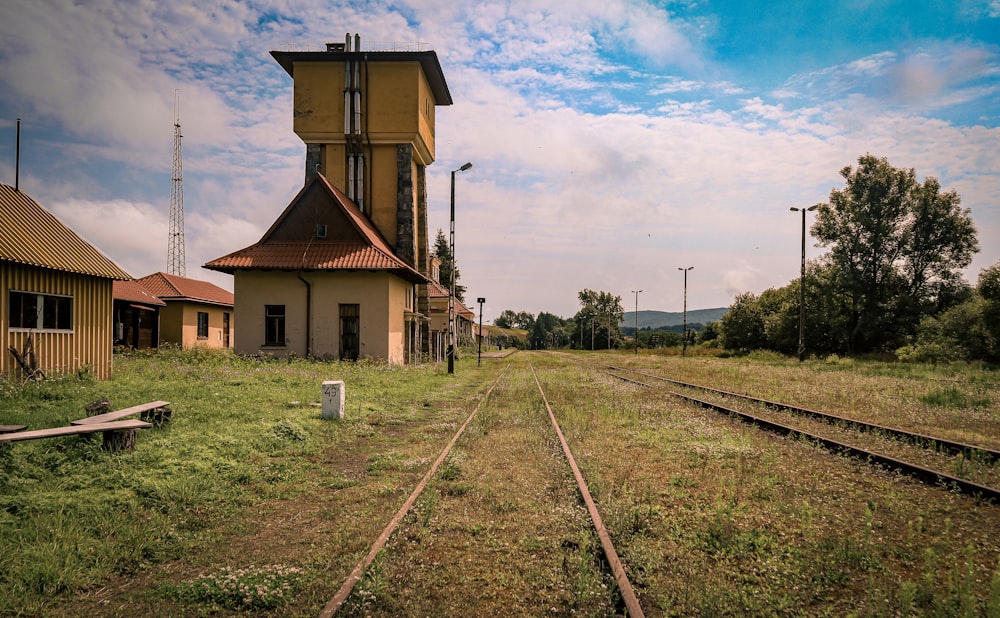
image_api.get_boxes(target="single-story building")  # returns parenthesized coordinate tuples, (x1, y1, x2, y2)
(204, 173, 426, 362)
(135, 272, 233, 349)
(1, 183, 131, 380)
(112, 279, 165, 349)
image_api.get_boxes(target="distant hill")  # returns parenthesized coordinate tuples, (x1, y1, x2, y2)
(621, 308, 728, 330)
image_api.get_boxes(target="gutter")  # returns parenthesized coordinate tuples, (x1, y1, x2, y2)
(297, 272, 312, 357)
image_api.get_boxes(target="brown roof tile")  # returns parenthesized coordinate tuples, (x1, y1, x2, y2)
(136, 272, 234, 307)
(0, 183, 131, 280)
(204, 173, 426, 284)
(113, 279, 166, 306)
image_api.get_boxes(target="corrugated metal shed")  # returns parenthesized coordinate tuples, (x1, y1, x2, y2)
(0, 183, 131, 280)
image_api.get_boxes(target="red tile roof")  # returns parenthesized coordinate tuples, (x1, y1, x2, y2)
(204, 173, 426, 284)
(136, 272, 234, 307)
(427, 278, 474, 316)
(0, 183, 131, 280)
(113, 279, 166, 306)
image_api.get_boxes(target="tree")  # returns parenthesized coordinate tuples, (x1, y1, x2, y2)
(433, 229, 466, 303)
(528, 312, 566, 349)
(719, 292, 766, 352)
(813, 155, 978, 353)
(698, 321, 720, 345)
(901, 260, 1000, 362)
(572, 289, 624, 349)
(494, 310, 535, 330)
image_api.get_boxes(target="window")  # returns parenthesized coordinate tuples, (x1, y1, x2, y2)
(197, 312, 209, 338)
(316, 224, 327, 239)
(8, 291, 73, 331)
(265, 305, 285, 346)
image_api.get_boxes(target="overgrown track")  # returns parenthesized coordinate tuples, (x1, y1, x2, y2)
(607, 367, 1000, 504)
(321, 363, 645, 617)
(608, 365, 1000, 463)
(529, 362, 644, 618)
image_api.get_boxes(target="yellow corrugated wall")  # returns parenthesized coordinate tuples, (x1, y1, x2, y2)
(1, 262, 114, 380)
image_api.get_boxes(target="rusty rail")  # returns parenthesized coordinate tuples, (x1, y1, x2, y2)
(319, 370, 506, 617)
(608, 365, 1000, 464)
(608, 371, 1000, 504)
(531, 362, 645, 618)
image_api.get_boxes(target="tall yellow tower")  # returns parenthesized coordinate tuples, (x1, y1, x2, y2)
(271, 34, 454, 359)
(271, 34, 452, 272)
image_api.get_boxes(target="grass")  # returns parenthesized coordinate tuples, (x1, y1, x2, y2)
(0, 347, 998, 616)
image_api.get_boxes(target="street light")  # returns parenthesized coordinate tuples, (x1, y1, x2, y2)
(631, 290, 642, 354)
(477, 297, 485, 366)
(790, 204, 820, 362)
(448, 162, 473, 375)
(678, 267, 693, 356)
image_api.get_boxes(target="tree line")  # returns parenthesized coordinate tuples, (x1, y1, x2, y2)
(718, 154, 996, 361)
(480, 155, 997, 362)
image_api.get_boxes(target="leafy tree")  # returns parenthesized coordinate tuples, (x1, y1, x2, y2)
(813, 155, 979, 353)
(572, 289, 624, 349)
(433, 229, 466, 303)
(698, 321, 720, 345)
(980, 261, 1000, 350)
(719, 292, 766, 352)
(495, 310, 535, 330)
(899, 260, 1000, 362)
(529, 312, 566, 349)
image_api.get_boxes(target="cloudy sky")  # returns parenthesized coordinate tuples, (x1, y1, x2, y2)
(1, 0, 998, 321)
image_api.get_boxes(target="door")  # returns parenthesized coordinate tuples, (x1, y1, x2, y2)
(223, 312, 231, 348)
(339, 304, 360, 361)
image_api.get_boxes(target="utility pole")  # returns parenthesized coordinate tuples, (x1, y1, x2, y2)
(448, 162, 472, 374)
(679, 267, 693, 356)
(790, 204, 820, 361)
(477, 297, 485, 366)
(631, 290, 642, 354)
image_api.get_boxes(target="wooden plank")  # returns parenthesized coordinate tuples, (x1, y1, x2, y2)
(0, 425, 28, 434)
(71, 401, 170, 425)
(0, 420, 152, 443)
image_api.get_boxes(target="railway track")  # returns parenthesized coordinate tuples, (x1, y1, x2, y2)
(320, 362, 645, 617)
(606, 365, 1000, 504)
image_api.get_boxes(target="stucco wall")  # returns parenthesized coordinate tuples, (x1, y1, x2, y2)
(159, 302, 232, 350)
(233, 270, 409, 363)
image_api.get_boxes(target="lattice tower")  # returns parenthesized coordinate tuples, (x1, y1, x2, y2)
(167, 90, 186, 276)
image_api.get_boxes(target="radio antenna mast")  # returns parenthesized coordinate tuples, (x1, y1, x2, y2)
(167, 89, 186, 276)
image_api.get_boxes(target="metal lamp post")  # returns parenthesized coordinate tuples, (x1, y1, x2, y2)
(477, 297, 485, 366)
(448, 162, 472, 375)
(678, 267, 693, 356)
(790, 204, 819, 362)
(631, 290, 642, 354)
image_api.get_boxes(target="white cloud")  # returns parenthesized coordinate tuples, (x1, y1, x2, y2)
(1, 0, 997, 324)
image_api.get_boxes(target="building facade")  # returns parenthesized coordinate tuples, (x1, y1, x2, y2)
(1, 183, 131, 380)
(205, 36, 455, 363)
(135, 272, 233, 350)
(205, 174, 426, 362)
(112, 279, 164, 349)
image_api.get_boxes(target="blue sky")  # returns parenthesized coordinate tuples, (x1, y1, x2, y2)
(1, 0, 997, 322)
